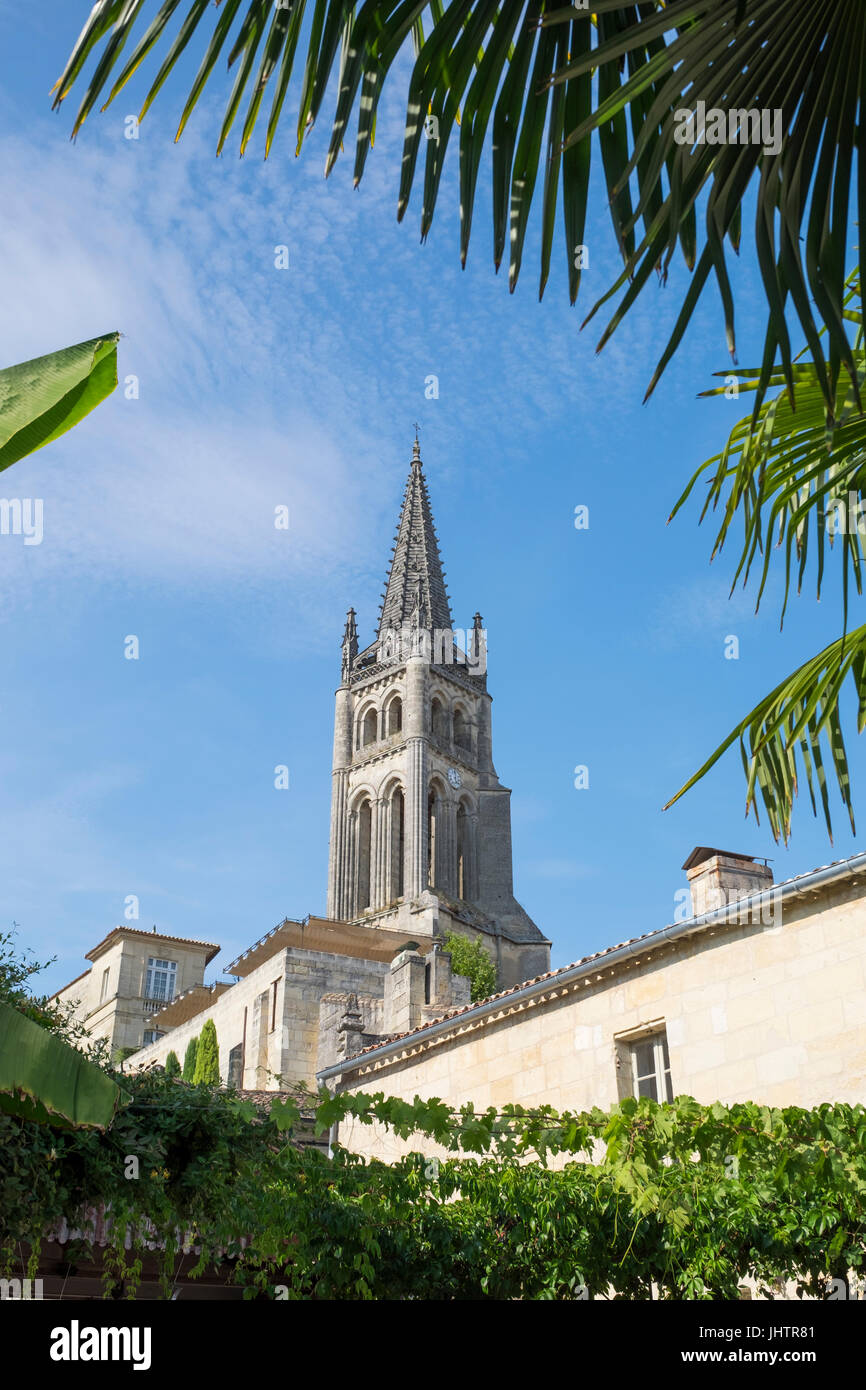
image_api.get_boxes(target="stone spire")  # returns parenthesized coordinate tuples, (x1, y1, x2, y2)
(377, 441, 452, 640)
(470, 611, 487, 679)
(325, 436, 551, 981)
(341, 608, 358, 684)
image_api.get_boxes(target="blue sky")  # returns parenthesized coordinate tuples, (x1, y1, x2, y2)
(0, 4, 861, 995)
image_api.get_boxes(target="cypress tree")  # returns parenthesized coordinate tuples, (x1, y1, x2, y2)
(182, 1036, 199, 1082)
(193, 1019, 220, 1085)
(164, 1050, 181, 1079)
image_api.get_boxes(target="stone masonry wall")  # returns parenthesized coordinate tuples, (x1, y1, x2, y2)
(334, 878, 866, 1162)
(127, 947, 388, 1090)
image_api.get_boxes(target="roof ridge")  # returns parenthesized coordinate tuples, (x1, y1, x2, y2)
(341, 847, 866, 1062)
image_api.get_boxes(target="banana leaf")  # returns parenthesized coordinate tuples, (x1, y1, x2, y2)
(0, 1000, 129, 1130)
(0, 333, 120, 473)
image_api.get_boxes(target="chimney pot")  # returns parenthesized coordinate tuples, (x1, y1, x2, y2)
(683, 847, 774, 917)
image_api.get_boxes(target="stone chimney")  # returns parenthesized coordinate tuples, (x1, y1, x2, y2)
(384, 946, 427, 1034)
(683, 847, 773, 916)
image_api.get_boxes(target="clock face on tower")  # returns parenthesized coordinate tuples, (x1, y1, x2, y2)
(447, 767, 462, 789)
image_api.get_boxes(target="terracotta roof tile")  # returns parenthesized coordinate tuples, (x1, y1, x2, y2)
(346, 851, 866, 1060)
(85, 926, 221, 965)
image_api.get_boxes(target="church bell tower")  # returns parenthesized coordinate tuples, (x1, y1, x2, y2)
(326, 439, 550, 989)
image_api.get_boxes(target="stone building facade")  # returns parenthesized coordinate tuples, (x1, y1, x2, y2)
(53, 443, 866, 1147)
(111, 918, 471, 1089)
(327, 437, 550, 989)
(53, 440, 546, 1082)
(51, 927, 219, 1055)
(320, 848, 866, 1162)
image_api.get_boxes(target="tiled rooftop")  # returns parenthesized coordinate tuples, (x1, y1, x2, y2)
(85, 925, 221, 965)
(347, 850, 866, 1061)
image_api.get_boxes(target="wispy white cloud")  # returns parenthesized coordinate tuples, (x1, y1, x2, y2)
(643, 571, 775, 653)
(0, 116, 417, 626)
(2, 58, 699, 478)
(0, 408, 384, 615)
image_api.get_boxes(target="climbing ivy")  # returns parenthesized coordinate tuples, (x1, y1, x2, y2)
(3, 1075, 866, 1300)
(2, 934, 865, 1300)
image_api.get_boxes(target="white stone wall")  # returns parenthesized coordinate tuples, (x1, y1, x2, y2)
(334, 878, 866, 1162)
(127, 946, 388, 1090)
(54, 936, 211, 1052)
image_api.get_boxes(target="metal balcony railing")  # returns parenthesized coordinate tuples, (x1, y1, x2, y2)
(142, 997, 171, 1014)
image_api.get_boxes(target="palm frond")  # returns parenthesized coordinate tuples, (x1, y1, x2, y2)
(52, 1, 866, 399)
(663, 626, 866, 844)
(667, 272, 866, 841)
(670, 311, 866, 632)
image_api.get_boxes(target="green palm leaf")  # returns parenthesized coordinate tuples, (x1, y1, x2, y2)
(0, 333, 120, 473)
(51, 2, 866, 398)
(663, 628, 866, 844)
(665, 273, 866, 841)
(671, 280, 866, 631)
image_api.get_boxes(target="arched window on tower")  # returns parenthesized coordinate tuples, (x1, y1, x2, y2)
(362, 708, 378, 747)
(427, 788, 439, 887)
(388, 697, 403, 736)
(453, 706, 470, 751)
(356, 799, 372, 912)
(431, 697, 447, 740)
(456, 802, 467, 899)
(389, 787, 404, 900)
